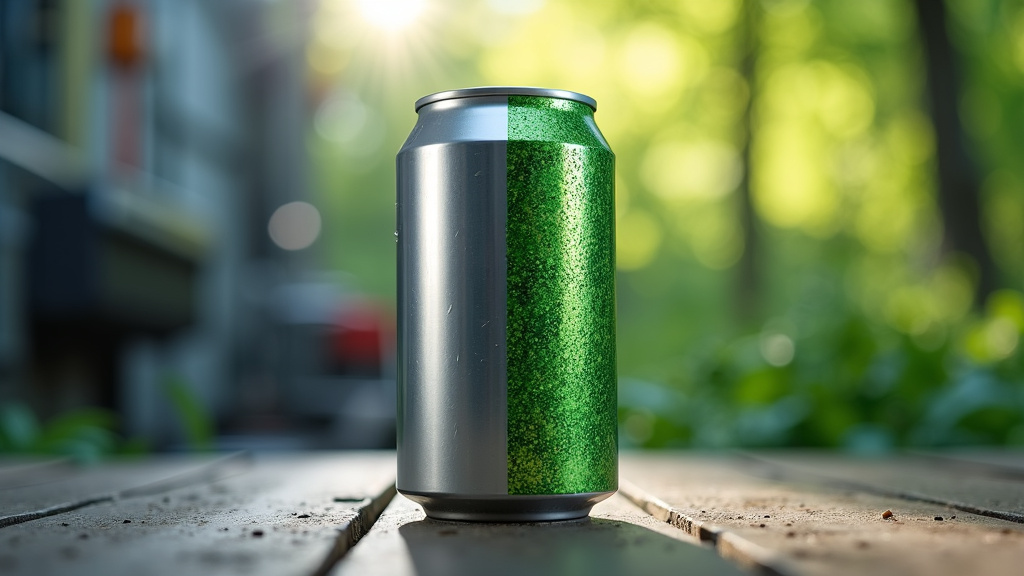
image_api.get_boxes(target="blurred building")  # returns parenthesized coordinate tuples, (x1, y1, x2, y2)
(0, 0, 393, 450)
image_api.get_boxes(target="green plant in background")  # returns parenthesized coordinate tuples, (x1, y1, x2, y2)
(0, 375, 214, 459)
(162, 375, 215, 452)
(619, 287, 1024, 450)
(0, 403, 123, 463)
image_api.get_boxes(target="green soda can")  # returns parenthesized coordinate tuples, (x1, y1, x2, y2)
(396, 87, 617, 521)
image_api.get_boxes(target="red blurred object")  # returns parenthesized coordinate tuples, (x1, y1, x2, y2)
(329, 300, 394, 376)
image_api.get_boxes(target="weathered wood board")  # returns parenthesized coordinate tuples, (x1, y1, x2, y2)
(620, 453, 1024, 576)
(4, 451, 1024, 576)
(746, 452, 1024, 522)
(0, 452, 395, 576)
(1, 455, 234, 515)
(330, 492, 747, 576)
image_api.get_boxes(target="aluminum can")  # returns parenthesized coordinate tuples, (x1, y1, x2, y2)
(396, 87, 616, 521)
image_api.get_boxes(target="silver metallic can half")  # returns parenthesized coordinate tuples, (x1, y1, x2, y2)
(396, 87, 617, 521)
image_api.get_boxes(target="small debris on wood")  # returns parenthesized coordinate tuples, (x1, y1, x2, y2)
(297, 514, 310, 519)
(759, 523, 766, 528)
(123, 520, 132, 524)
(934, 516, 943, 521)
(252, 530, 264, 538)
(882, 510, 893, 520)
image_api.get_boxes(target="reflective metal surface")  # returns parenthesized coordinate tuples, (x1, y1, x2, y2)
(415, 87, 597, 112)
(401, 490, 613, 522)
(397, 95, 509, 495)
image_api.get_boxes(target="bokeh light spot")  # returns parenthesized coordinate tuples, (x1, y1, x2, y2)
(617, 24, 692, 100)
(753, 123, 837, 233)
(761, 333, 795, 367)
(269, 202, 322, 251)
(641, 139, 741, 202)
(315, 90, 386, 160)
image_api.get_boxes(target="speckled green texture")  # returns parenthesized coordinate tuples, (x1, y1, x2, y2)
(506, 95, 617, 495)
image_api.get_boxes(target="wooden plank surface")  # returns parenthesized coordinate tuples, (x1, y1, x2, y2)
(0, 455, 237, 517)
(915, 449, 1024, 473)
(0, 452, 395, 576)
(746, 452, 1024, 522)
(4, 451, 1024, 576)
(914, 450, 1024, 482)
(620, 453, 1024, 576)
(330, 492, 748, 576)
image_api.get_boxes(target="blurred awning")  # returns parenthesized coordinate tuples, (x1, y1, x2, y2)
(1, 111, 211, 334)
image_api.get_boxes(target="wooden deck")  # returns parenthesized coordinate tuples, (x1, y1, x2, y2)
(1, 451, 1022, 575)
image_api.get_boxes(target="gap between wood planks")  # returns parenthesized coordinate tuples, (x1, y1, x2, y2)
(309, 485, 397, 576)
(0, 452, 398, 576)
(0, 452, 254, 529)
(620, 451, 1024, 576)
(619, 478, 796, 576)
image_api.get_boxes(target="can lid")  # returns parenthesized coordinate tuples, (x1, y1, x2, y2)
(415, 87, 597, 112)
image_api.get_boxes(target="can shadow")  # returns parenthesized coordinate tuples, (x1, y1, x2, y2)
(397, 516, 744, 576)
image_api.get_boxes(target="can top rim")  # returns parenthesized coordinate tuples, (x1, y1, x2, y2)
(415, 87, 597, 112)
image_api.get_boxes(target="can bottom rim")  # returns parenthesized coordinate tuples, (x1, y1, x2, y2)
(398, 489, 615, 523)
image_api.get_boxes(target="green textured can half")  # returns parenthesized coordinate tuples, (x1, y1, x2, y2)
(397, 87, 617, 521)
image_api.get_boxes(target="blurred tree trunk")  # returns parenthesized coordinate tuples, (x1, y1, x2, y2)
(913, 0, 997, 303)
(736, 0, 760, 324)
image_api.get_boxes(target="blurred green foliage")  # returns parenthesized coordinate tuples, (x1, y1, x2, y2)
(619, 287, 1024, 450)
(0, 403, 124, 463)
(162, 376, 215, 452)
(307, 0, 1024, 449)
(0, 375, 214, 459)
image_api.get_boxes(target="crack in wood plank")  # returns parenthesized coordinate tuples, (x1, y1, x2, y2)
(0, 453, 398, 576)
(619, 478, 795, 576)
(620, 452, 1024, 576)
(309, 485, 397, 576)
(0, 452, 253, 529)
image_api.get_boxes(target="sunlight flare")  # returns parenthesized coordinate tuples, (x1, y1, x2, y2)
(357, 0, 426, 31)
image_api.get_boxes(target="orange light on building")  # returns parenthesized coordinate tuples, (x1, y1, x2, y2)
(108, 3, 145, 68)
